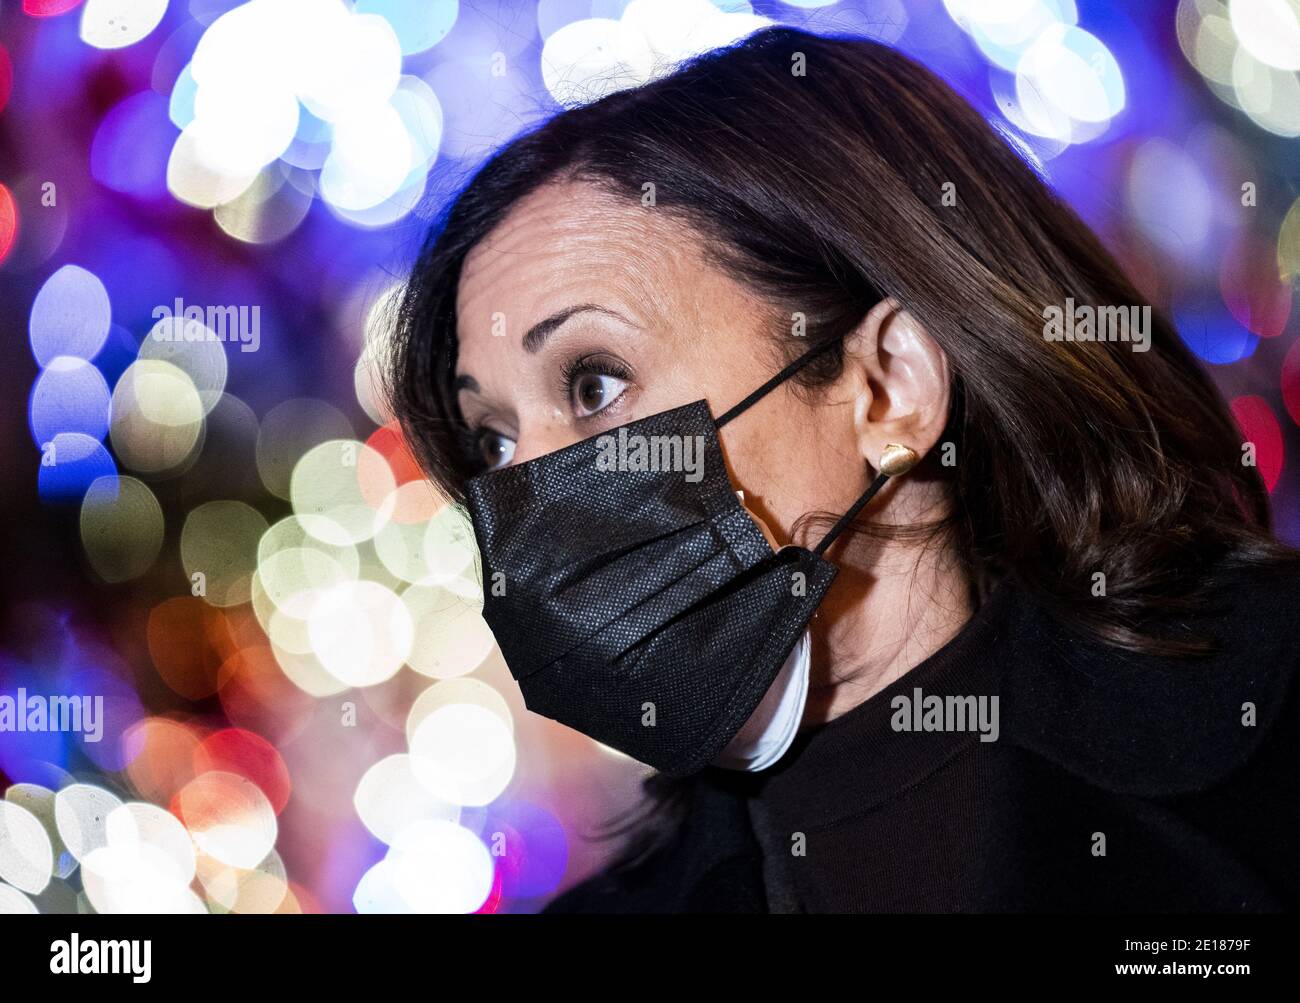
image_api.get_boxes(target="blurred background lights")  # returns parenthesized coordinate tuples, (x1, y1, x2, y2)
(1017, 23, 1125, 125)
(408, 702, 517, 807)
(353, 754, 459, 845)
(372, 495, 443, 580)
(109, 359, 206, 475)
(191, 68, 300, 177)
(174, 770, 277, 869)
(91, 90, 174, 200)
(1280, 195, 1300, 281)
(403, 581, 496, 679)
(1232, 394, 1285, 490)
(540, 17, 652, 110)
(257, 515, 361, 585)
(1220, 236, 1293, 338)
(405, 677, 513, 752)
(54, 783, 123, 864)
(28, 356, 112, 447)
(193, 728, 293, 816)
(0, 182, 16, 265)
(166, 0, 445, 219)
(319, 102, 412, 211)
(1178, 0, 1300, 137)
(355, 0, 459, 55)
(420, 504, 480, 584)
(389, 75, 444, 184)
(0, 41, 11, 114)
(181, 500, 268, 606)
(38, 433, 117, 502)
(1229, 0, 1300, 71)
(216, 646, 318, 746)
(29, 264, 112, 367)
(5, 783, 75, 880)
(290, 438, 395, 545)
(1175, 293, 1260, 363)
(167, 124, 260, 207)
(1181, 3, 1237, 86)
(0, 800, 55, 896)
(1125, 137, 1215, 265)
(122, 717, 204, 808)
(80, 0, 170, 51)
(0, 883, 39, 914)
(253, 550, 353, 651)
(307, 579, 412, 687)
(255, 398, 354, 500)
(147, 597, 236, 700)
(266, 636, 351, 698)
(294, 9, 402, 122)
(355, 350, 395, 427)
(944, 0, 1078, 71)
(423, 55, 534, 163)
(138, 315, 230, 414)
(212, 163, 314, 243)
(196, 845, 292, 913)
(943, 0, 1126, 144)
(165, 57, 198, 128)
(1233, 43, 1300, 136)
(540, 0, 770, 108)
(80, 475, 165, 583)
(351, 857, 407, 912)
(105, 801, 197, 887)
(359, 818, 494, 913)
(365, 425, 429, 497)
(81, 840, 206, 914)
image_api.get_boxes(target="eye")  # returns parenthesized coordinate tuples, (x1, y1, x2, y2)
(562, 354, 633, 419)
(571, 373, 629, 417)
(476, 428, 516, 471)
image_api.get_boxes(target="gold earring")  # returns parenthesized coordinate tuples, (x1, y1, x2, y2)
(878, 443, 919, 477)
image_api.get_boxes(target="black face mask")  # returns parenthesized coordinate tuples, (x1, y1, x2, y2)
(463, 338, 902, 779)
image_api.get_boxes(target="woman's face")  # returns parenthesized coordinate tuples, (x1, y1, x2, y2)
(453, 179, 873, 549)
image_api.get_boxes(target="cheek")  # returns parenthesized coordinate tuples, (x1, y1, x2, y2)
(721, 399, 865, 542)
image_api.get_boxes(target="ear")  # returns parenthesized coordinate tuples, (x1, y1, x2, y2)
(844, 298, 951, 472)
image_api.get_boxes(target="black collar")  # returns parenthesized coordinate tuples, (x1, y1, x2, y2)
(719, 574, 1013, 829)
(676, 559, 1300, 906)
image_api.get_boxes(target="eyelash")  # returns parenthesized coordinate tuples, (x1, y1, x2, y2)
(460, 353, 634, 471)
(555, 353, 633, 419)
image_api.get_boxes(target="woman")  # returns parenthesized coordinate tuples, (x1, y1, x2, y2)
(386, 26, 1300, 912)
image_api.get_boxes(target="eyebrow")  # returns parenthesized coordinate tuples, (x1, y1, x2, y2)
(455, 303, 632, 396)
(521, 303, 630, 353)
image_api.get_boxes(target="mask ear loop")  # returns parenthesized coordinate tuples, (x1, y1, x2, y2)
(812, 444, 919, 557)
(713, 336, 843, 430)
(811, 471, 891, 557)
(710, 328, 911, 557)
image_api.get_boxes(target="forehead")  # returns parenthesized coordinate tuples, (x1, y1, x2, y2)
(455, 181, 695, 336)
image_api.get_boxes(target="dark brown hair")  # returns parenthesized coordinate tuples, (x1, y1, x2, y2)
(385, 26, 1298, 870)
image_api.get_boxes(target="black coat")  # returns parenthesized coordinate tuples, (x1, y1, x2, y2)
(542, 561, 1300, 913)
